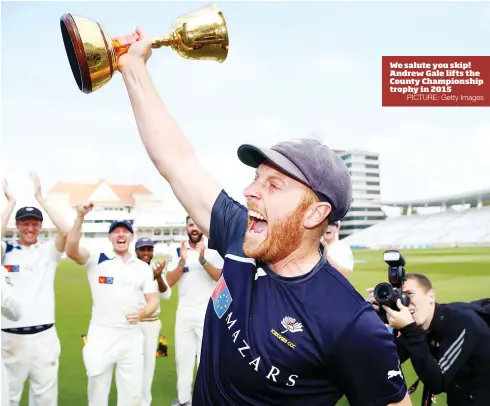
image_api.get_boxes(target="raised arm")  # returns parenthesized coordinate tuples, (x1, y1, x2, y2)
(165, 241, 187, 288)
(151, 261, 172, 300)
(1, 180, 16, 241)
(117, 30, 222, 236)
(30, 173, 70, 252)
(65, 203, 93, 265)
(197, 242, 223, 281)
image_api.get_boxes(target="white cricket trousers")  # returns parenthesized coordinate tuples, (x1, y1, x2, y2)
(1, 326, 61, 406)
(2, 360, 11, 406)
(83, 324, 145, 406)
(175, 309, 205, 404)
(139, 319, 162, 406)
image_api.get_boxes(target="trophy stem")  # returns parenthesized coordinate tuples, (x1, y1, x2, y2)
(151, 36, 173, 49)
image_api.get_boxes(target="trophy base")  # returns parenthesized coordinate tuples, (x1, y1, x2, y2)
(60, 14, 91, 93)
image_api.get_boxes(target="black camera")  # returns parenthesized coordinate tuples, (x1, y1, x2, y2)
(373, 250, 410, 320)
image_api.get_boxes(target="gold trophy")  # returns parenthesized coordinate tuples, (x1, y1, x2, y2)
(60, 3, 229, 94)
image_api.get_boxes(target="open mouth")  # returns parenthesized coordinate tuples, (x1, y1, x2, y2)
(116, 239, 126, 245)
(248, 210, 268, 234)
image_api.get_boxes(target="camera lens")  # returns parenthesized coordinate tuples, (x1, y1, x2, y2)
(373, 283, 394, 304)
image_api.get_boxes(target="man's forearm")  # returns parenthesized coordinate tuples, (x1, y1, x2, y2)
(1, 200, 16, 239)
(139, 295, 158, 319)
(203, 262, 222, 281)
(156, 276, 168, 293)
(166, 259, 186, 287)
(398, 323, 446, 394)
(36, 196, 70, 235)
(121, 62, 195, 179)
(66, 215, 84, 255)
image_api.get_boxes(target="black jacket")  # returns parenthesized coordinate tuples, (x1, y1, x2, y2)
(395, 303, 490, 406)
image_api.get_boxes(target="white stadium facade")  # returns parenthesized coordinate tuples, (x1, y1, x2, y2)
(343, 188, 490, 249)
(3, 180, 188, 259)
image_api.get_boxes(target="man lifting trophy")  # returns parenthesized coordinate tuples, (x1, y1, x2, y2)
(59, 3, 229, 93)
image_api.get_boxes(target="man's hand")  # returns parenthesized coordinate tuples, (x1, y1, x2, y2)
(180, 240, 188, 264)
(366, 287, 380, 312)
(3, 180, 15, 202)
(29, 172, 43, 200)
(383, 299, 414, 330)
(196, 241, 205, 263)
(78, 202, 94, 218)
(116, 27, 153, 73)
(126, 311, 141, 324)
(152, 260, 166, 280)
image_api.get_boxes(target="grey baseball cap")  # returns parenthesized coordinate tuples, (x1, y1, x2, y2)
(237, 139, 352, 222)
(135, 237, 154, 249)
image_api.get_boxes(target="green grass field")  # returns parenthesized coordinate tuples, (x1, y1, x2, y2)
(17, 247, 490, 406)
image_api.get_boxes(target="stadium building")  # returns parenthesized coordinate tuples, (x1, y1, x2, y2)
(343, 188, 490, 249)
(334, 149, 386, 239)
(2, 180, 188, 256)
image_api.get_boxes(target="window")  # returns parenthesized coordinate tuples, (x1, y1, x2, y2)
(367, 181, 380, 186)
(366, 164, 379, 169)
(365, 155, 378, 161)
(154, 229, 161, 236)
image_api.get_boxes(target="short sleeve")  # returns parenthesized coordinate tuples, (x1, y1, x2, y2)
(336, 306, 407, 406)
(208, 190, 248, 257)
(41, 239, 63, 262)
(160, 275, 172, 300)
(206, 248, 224, 269)
(329, 242, 354, 272)
(83, 250, 103, 273)
(142, 265, 157, 294)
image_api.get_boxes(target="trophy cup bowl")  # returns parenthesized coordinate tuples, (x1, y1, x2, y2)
(60, 3, 229, 94)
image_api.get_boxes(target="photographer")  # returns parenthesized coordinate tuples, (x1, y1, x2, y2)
(367, 273, 490, 406)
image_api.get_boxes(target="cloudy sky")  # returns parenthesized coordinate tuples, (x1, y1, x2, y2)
(2, 1, 490, 212)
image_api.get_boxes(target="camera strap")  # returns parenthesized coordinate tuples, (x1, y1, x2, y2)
(408, 378, 436, 405)
(408, 378, 420, 394)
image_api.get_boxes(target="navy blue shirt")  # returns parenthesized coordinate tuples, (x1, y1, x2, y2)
(193, 191, 407, 406)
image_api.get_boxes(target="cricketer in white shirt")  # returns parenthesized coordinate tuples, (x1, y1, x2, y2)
(166, 216, 224, 406)
(1, 174, 69, 406)
(322, 221, 354, 278)
(1, 267, 23, 406)
(134, 237, 172, 406)
(65, 203, 158, 406)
